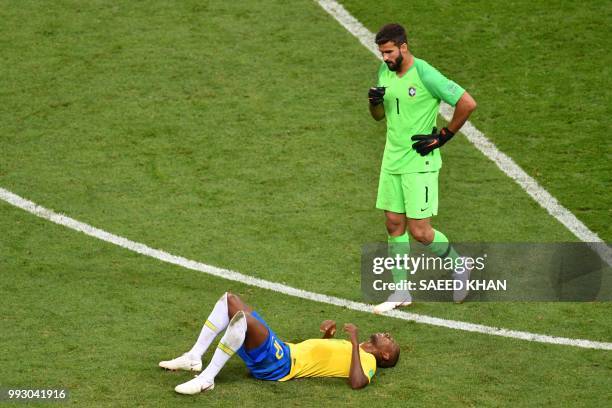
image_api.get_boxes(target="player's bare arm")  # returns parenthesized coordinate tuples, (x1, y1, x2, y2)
(320, 320, 336, 339)
(344, 323, 370, 390)
(446, 91, 477, 134)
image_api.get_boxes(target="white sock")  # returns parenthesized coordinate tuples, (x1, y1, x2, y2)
(187, 292, 230, 359)
(199, 311, 247, 382)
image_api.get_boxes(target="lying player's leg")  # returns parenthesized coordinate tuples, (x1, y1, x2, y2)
(231, 294, 291, 382)
(159, 292, 232, 372)
(165, 292, 290, 395)
(159, 292, 267, 369)
(226, 293, 273, 350)
(174, 310, 249, 394)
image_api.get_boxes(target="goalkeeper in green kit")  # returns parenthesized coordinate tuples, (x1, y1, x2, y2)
(368, 24, 477, 313)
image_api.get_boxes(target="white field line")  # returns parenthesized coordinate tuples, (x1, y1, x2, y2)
(315, 0, 612, 266)
(1, 187, 611, 350)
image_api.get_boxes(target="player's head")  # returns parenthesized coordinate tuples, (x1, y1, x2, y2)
(375, 23, 408, 72)
(362, 332, 400, 368)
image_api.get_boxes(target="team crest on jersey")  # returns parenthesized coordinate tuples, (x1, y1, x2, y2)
(408, 87, 416, 97)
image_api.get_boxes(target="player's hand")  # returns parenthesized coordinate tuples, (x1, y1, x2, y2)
(343, 323, 359, 343)
(411, 127, 455, 156)
(368, 86, 385, 106)
(320, 320, 336, 338)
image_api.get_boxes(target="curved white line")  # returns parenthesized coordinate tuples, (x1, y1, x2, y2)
(1, 187, 610, 350)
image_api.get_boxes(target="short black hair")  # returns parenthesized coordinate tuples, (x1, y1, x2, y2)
(375, 23, 407, 47)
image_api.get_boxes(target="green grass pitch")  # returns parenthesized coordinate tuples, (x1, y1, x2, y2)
(1, 1, 610, 406)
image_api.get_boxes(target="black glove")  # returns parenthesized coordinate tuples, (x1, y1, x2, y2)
(411, 127, 455, 156)
(368, 86, 385, 106)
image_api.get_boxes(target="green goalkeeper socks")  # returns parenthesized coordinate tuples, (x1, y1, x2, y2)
(387, 230, 458, 284)
(388, 232, 410, 284)
(427, 229, 460, 261)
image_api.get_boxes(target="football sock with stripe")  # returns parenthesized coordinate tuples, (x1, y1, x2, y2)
(427, 230, 460, 261)
(199, 311, 247, 382)
(187, 292, 230, 359)
(388, 232, 410, 285)
(387, 232, 412, 302)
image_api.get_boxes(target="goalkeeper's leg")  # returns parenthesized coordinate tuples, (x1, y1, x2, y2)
(409, 220, 471, 302)
(404, 171, 471, 302)
(374, 211, 413, 314)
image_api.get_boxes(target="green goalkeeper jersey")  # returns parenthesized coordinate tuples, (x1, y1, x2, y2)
(377, 57, 465, 174)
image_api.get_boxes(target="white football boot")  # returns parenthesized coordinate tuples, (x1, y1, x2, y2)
(373, 290, 412, 314)
(159, 353, 202, 372)
(175, 375, 214, 395)
(452, 258, 473, 303)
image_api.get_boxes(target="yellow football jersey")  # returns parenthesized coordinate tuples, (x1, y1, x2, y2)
(278, 339, 377, 383)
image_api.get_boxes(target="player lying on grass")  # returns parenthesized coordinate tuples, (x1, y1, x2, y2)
(159, 292, 400, 393)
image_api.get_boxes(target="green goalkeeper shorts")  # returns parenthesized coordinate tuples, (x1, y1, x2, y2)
(376, 171, 439, 219)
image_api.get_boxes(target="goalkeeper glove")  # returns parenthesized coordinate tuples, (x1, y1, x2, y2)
(368, 86, 385, 106)
(411, 127, 455, 156)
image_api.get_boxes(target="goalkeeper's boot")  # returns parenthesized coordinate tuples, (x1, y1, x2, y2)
(452, 258, 473, 303)
(159, 353, 202, 372)
(175, 374, 214, 395)
(373, 290, 412, 314)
